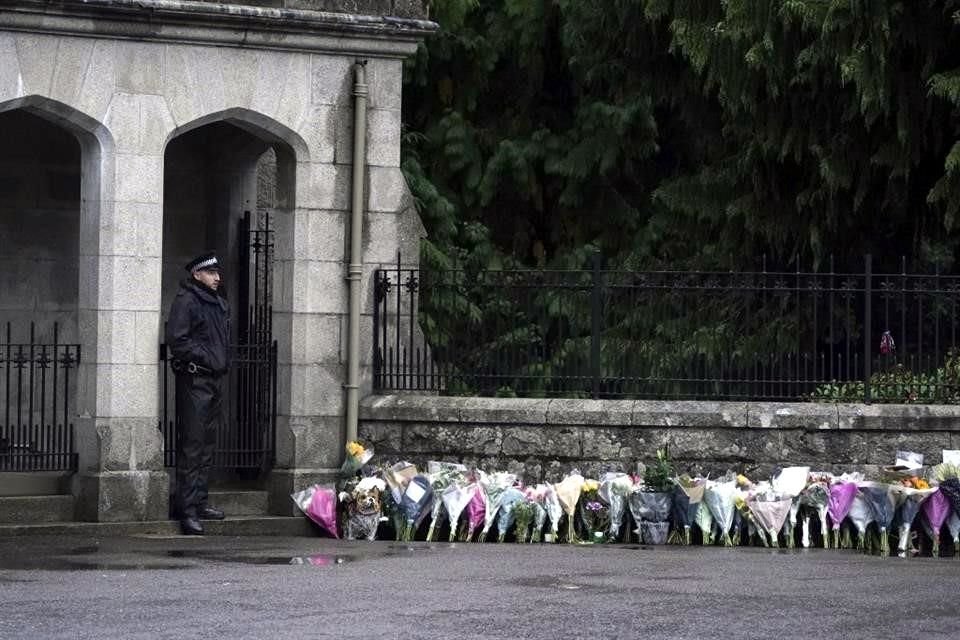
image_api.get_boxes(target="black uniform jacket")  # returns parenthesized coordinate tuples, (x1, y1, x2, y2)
(166, 279, 230, 375)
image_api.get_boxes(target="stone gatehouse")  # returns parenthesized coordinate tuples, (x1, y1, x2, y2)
(0, 0, 435, 521)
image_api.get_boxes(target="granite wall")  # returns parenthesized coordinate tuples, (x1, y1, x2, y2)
(0, 0, 435, 520)
(359, 396, 960, 481)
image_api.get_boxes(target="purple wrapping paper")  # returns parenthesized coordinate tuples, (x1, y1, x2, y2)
(923, 488, 951, 532)
(466, 484, 486, 538)
(828, 482, 858, 530)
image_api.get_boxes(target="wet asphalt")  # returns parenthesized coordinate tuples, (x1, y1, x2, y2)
(0, 534, 957, 640)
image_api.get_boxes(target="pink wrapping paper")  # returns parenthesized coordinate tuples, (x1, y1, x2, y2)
(306, 487, 339, 539)
(466, 483, 486, 539)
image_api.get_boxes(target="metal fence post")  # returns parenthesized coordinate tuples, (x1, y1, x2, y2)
(591, 253, 602, 399)
(864, 254, 872, 403)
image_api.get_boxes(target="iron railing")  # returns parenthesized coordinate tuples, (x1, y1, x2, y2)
(0, 322, 80, 471)
(373, 255, 960, 403)
(159, 339, 277, 469)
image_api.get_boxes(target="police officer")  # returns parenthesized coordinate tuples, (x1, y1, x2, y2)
(166, 251, 230, 535)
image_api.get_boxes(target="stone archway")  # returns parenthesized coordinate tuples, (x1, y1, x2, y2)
(161, 111, 303, 485)
(0, 95, 123, 497)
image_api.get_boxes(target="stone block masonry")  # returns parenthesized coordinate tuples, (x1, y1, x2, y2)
(359, 396, 960, 481)
(0, 0, 436, 521)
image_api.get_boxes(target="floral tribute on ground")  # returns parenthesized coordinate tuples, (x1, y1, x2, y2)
(291, 442, 960, 557)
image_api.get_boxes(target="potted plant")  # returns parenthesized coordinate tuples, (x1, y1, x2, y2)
(629, 447, 675, 544)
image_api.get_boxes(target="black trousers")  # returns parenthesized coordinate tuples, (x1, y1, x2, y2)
(174, 373, 223, 519)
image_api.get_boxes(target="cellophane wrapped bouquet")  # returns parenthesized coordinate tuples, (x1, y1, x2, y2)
(599, 472, 634, 542)
(554, 471, 585, 543)
(670, 475, 705, 545)
(425, 461, 468, 541)
(578, 478, 609, 543)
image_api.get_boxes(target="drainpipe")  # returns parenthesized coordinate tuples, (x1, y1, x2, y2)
(345, 61, 368, 446)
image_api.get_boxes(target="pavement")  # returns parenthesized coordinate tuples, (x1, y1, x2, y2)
(0, 534, 957, 640)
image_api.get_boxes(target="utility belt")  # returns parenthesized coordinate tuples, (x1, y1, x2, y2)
(170, 359, 215, 376)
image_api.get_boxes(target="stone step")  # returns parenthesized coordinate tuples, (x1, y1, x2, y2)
(0, 515, 320, 538)
(207, 489, 269, 516)
(0, 495, 74, 523)
(0, 472, 70, 497)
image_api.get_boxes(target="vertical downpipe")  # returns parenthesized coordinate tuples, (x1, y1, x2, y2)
(345, 61, 368, 446)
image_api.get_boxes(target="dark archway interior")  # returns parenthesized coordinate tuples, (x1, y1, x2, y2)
(161, 120, 290, 483)
(0, 109, 80, 342)
(162, 122, 279, 332)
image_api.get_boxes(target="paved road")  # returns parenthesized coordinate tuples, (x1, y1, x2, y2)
(0, 534, 956, 639)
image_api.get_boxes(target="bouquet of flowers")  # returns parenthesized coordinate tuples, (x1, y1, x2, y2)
(705, 476, 738, 546)
(893, 476, 935, 556)
(425, 461, 468, 541)
(578, 478, 609, 543)
(629, 489, 673, 545)
(497, 487, 527, 542)
(554, 471, 586, 543)
(462, 483, 487, 542)
(291, 484, 338, 539)
(798, 474, 830, 548)
(933, 463, 960, 515)
(479, 471, 518, 542)
(340, 441, 374, 479)
(631, 449, 675, 545)
(599, 472, 634, 542)
(441, 481, 477, 543)
(857, 481, 900, 555)
(542, 483, 564, 542)
(670, 475, 706, 545)
(383, 461, 417, 504)
(734, 492, 761, 546)
(695, 501, 715, 545)
(772, 467, 810, 548)
(522, 484, 550, 542)
(922, 488, 952, 557)
(398, 474, 433, 542)
(847, 490, 876, 551)
(827, 481, 858, 549)
(512, 498, 537, 543)
(746, 491, 793, 549)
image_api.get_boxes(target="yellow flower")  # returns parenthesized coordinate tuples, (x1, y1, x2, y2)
(582, 479, 599, 492)
(736, 474, 751, 487)
(345, 441, 365, 458)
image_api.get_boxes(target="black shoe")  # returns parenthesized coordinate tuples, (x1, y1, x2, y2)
(180, 518, 204, 535)
(198, 506, 225, 520)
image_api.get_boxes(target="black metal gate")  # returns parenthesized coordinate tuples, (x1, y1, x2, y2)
(160, 211, 277, 470)
(0, 322, 79, 472)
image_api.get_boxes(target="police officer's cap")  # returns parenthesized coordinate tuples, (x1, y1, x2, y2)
(185, 251, 222, 273)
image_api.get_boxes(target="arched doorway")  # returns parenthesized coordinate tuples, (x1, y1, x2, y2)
(160, 115, 298, 484)
(0, 107, 82, 480)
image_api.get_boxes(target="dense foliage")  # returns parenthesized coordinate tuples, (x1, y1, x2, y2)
(396, 1, 960, 398)
(403, 0, 960, 272)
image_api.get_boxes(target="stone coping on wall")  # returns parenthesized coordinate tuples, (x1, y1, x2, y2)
(2, 0, 438, 55)
(360, 395, 960, 432)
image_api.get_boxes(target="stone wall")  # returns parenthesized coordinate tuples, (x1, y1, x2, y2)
(359, 396, 960, 481)
(0, 0, 435, 520)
